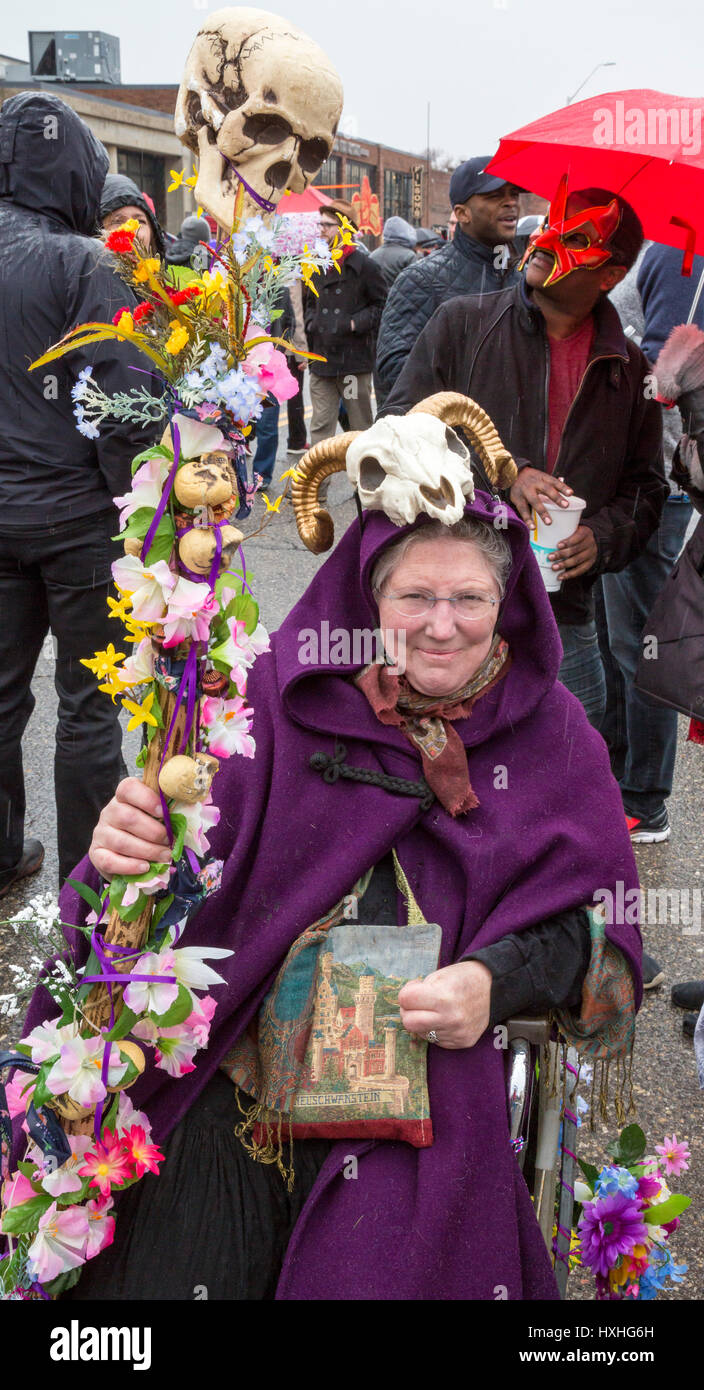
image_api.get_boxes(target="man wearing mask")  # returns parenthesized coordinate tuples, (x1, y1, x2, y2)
(381, 179, 667, 732)
(0, 93, 155, 895)
(374, 157, 524, 406)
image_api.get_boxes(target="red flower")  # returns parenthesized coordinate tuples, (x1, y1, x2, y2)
(105, 228, 137, 254)
(79, 1129, 134, 1197)
(169, 286, 201, 306)
(112, 307, 131, 326)
(120, 1124, 164, 1179)
(133, 302, 154, 324)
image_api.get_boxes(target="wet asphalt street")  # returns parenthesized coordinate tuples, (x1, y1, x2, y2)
(1, 419, 703, 1303)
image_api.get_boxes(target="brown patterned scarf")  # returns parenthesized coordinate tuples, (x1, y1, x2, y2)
(355, 635, 510, 816)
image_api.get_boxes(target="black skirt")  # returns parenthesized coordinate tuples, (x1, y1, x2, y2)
(64, 1071, 332, 1301)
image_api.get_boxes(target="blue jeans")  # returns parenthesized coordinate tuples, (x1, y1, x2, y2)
(597, 497, 693, 819)
(252, 399, 280, 488)
(557, 619, 606, 728)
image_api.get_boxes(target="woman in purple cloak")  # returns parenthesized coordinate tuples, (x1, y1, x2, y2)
(22, 400, 642, 1301)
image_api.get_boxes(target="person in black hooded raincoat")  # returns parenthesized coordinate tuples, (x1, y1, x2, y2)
(0, 92, 158, 894)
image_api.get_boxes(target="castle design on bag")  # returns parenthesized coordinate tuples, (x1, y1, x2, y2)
(305, 950, 410, 1112)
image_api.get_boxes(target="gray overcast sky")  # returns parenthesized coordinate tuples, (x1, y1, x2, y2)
(5, 0, 704, 161)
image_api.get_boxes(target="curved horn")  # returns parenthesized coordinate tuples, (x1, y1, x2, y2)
(410, 392, 517, 491)
(291, 431, 360, 553)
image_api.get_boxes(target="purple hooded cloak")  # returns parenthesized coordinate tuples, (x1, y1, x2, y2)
(19, 491, 642, 1301)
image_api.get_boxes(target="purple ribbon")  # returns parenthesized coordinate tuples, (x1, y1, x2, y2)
(221, 153, 278, 214)
(141, 419, 181, 563)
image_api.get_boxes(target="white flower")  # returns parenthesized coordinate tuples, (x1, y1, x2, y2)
(22, 1018, 77, 1064)
(111, 555, 176, 623)
(45, 1036, 128, 1107)
(171, 411, 225, 460)
(169, 945, 232, 992)
(122, 950, 178, 1016)
(169, 793, 220, 856)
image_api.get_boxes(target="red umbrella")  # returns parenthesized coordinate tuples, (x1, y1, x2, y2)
(488, 90, 704, 269)
(276, 186, 329, 214)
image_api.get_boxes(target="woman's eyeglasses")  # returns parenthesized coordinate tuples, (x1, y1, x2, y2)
(375, 589, 498, 620)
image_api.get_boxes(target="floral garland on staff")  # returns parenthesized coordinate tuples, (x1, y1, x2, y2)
(0, 191, 356, 1300)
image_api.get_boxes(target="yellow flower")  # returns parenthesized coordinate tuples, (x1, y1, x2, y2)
(114, 311, 134, 339)
(122, 218, 140, 234)
(124, 617, 153, 644)
(300, 249, 319, 297)
(280, 465, 303, 482)
(196, 205, 204, 220)
(201, 269, 226, 300)
(80, 644, 126, 680)
(98, 674, 133, 704)
(262, 493, 283, 513)
(168, 169, 184, 192)
(262, 255, 279, 276)
(122, 689, 159, 732)
(185, 164, 199, 189)
(165, 321, 190, 355)
(134, 257, 161, 284)
(107, 594, 133, 622)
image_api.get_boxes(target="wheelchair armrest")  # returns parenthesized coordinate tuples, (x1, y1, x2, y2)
(506, 1015, 551, 1046)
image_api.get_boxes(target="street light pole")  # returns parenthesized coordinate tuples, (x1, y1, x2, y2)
(426, 100, 431, 226)
(566, 61, 616, 106)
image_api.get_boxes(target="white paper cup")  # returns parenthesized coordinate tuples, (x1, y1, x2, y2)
(530, 495, 586, 592)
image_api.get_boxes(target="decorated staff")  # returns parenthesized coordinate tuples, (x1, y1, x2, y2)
(0, 7, 344, 1298)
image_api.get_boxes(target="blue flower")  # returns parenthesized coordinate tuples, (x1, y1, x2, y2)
(73, 402, 100, 439)
(594, 1165, 639, 1200)
(71, 366, 95, 402)
(638, 1245, 687, 1299)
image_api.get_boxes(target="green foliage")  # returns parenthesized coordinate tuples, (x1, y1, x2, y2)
(644, 1194, 691, 1225)
(150, 982, 192, 1029)
(64, 878, 103, 917)
(44, 1267, 83, 1297)
(578, 1159, 599, 1188)
(607, 1123, 646, 1168)
(116, 507, 174, 566)
(130, 443, 173, 476)
(1, 1192, 53, 1235)
(105, 1006, 139, 1042)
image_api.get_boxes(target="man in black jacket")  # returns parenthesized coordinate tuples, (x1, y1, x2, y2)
(0, 92, 156, 893)
(381, 183, 667, 727)
(374, 157, 524, 406)
(304, 202, 387, 448)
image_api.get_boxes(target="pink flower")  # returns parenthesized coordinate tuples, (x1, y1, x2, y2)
(5, 1069, 35, 1119)
(45, 1036, 128, 1108)
(637, 1175, 662, 1202)
(121, 1125, 164, 1178)
(26, 1202, 89, 1283)
(22, 1018, 76, 1064)
(185, 993, 217, 1048)
(200, 694, 255, 759)
(111, 555, 176, 623)
(113, 455, 171, 529)
(168, 792, 220, 856)
(1, 1170, 36, 1214)
(154, 1033, 197, 1076)
(79, 1130, 134, 1197)
(243, 343, 298, 402)
(655, 1134, 691, 1177)
(115, 1091, 152, 1138)
(84, 1194, 116, 1260)
(123, 949, 178, 1016)
(41, 1134, 92, 1198)
(121, 863, 172, 908)
(162, 578, 215, 647)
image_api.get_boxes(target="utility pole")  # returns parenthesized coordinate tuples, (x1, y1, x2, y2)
(426, 100, 431, 226)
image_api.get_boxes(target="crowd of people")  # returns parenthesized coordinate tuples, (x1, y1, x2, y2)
(1, 88, 702, 1302)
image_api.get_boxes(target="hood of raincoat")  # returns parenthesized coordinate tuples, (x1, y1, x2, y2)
(99, 172, 166, 257)
(0, 91, 108, 235)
